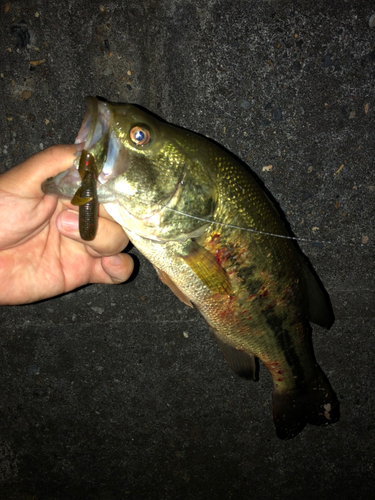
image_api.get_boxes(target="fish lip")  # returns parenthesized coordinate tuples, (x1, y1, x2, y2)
(74, 97, 111, 149)
(41, 165, 81, 198)
(75, 97, 126, 185)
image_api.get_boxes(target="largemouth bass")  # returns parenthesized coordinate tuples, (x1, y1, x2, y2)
(42, 97, 339, 439)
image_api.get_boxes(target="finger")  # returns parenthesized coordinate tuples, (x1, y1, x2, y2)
(96, 253, 134, 284)
(2, 145, 79, 197)
(56, 209, 129, 256)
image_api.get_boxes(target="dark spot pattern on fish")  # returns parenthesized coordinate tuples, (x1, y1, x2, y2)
(264, 311, 307, 383)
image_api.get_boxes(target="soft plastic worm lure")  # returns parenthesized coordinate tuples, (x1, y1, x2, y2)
(71, 150, 98, 241)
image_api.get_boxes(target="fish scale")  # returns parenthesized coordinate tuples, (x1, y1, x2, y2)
(42, 97, 340, 439)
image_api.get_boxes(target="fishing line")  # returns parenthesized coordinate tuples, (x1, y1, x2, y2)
(151, 195, 373, 247)
(126, 194, 331, 245)
(159, 205, 331, 245)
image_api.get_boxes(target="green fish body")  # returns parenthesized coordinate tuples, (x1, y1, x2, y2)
(42, 97, 339, 439)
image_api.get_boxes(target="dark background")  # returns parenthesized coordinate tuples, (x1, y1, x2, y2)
(0, 1, 374, 498)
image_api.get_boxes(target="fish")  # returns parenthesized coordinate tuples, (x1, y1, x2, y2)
(42, 97, 340, 439)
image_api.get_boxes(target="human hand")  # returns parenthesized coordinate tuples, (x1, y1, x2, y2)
(0, 145, 134, 305)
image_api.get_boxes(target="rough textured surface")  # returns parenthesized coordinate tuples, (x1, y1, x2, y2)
(0, 0, 374, 498)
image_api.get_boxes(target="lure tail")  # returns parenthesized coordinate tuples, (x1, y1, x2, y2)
(71, 150, 99, 241)
(272, 366, 340, 439)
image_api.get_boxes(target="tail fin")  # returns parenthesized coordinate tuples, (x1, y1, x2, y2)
(272, 366, 340, 439)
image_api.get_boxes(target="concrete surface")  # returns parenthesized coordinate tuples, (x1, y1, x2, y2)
(0, 0, 374, 498)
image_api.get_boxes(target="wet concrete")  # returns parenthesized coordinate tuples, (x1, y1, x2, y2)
(0, 1, 374, 498)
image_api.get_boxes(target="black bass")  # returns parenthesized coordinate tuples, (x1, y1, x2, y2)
(42, 97, 339, 439)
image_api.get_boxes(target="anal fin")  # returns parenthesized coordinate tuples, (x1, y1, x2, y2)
(211, 329, 257, 381)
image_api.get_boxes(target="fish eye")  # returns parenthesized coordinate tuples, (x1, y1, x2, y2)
(129, 126, 151, 146)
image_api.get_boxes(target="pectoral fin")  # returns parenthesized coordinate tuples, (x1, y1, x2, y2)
(181, 242, 232, 295)
(211, 329, 258, 381)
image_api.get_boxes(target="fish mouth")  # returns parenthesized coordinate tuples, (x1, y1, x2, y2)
(75, 97, 111, 150)
(42, 97, 118, 199)
(77, 97, 129, 184)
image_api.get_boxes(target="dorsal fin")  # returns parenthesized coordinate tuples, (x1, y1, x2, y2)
(302, 261, 334, 329)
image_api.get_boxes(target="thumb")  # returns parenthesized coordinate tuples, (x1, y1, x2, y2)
(2, 145, 79, 197)
(99, 253, 135, 284)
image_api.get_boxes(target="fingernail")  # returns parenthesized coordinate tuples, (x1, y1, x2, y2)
(108, 254, 122, 266)
(59, 210, 79, 232)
